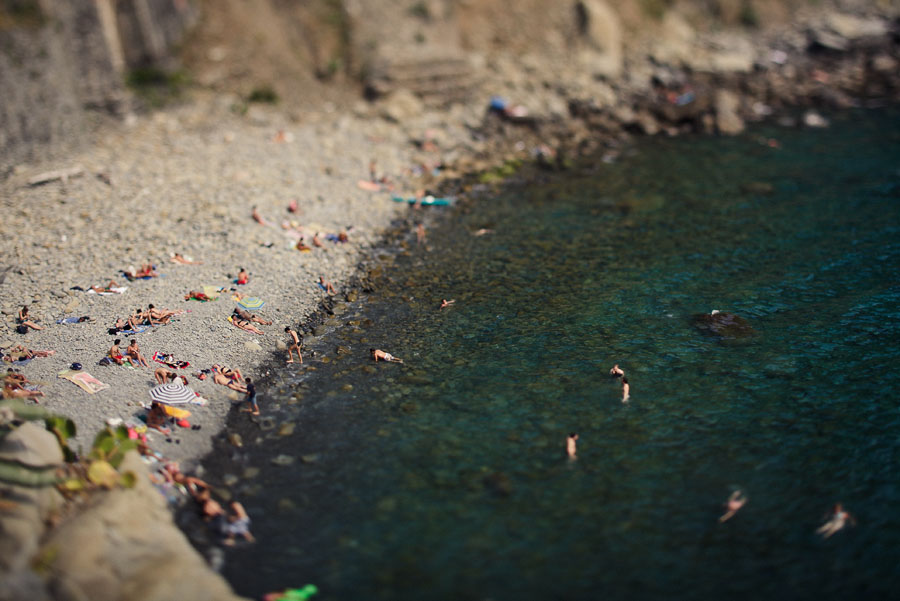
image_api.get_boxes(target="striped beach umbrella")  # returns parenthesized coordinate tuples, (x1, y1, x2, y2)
(237, 297, 265, 310)
(149, 382, 196, 405)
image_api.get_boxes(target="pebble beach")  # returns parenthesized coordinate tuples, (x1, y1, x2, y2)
(0, 92, 466, 469)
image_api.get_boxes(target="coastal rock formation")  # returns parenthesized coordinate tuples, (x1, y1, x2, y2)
(692, 311, 755, 339)
(43, 453, 245, 601)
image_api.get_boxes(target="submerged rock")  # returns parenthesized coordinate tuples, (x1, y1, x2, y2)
(691, 311, 755, 339)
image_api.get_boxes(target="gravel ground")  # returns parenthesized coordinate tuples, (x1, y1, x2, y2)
(0, 91, 479, 469)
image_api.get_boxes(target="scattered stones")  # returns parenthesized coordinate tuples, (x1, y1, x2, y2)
(300, 454, 320, 464)
(277, 422, 295, 436)
(271, 454, 295, 466)
(222, 473, 239, 487)
(227, 433, 243, 448)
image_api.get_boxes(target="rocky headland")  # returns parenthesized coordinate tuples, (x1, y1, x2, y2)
(1, 1, 898, 600)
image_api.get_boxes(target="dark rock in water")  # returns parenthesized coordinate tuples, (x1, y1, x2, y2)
(483, 471, 513, 497)
(692, 311, 755, 339)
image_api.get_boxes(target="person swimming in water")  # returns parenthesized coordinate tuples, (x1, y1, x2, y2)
(622, 377, 630, 402)
(816, 503, 855, 538)
(719, 490, 748, 522)
(566, 432, 579, 459)
(371, 348, 403, 363)
(609, 364, 624, 378)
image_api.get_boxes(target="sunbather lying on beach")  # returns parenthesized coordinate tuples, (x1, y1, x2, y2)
(3, 381, 44, 400)
(371, 348, 403, 363)
(155, 368, 188, 385)
(170, 253, 203, 265)
(123, 264, 158, 280)
(147, 304, 178, 325)
(185, 290, 212, 302)
(89, 280, 121, 294)
(233, 307, 272, 325)
(230, 317, 264, 334)
(17, 305, 42, 331)
(3, 345, 55, 362)
(211, 365, 247, 392)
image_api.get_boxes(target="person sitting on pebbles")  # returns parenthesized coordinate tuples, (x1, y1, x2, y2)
(318, 276, 336, 295)
(108, 339, 125, 366)
(371, 348, 403, 363)
(17, 305, 42, 331)
(233, 306, 272, 326)
(230, 316, 264, 335)
(146, 401, 170, 435)
(236, 267, 250, 285)
(211, 365, 248, 392)
(126, 339, 150, 368)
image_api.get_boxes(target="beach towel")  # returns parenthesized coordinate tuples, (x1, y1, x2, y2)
(58, 369, 110, 394)
(87, 286, 128, 295)
(57, 317, 89, 324)
(6, 357, 33, 367)
(202, 285, 225, 300)
(152, 351, 190, 369)
(116, 326, 150, 336)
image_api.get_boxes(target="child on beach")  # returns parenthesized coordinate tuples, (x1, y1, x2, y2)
(285, 326, 302, 364)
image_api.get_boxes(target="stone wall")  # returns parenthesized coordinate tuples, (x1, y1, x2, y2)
(0, 0, 196, 173)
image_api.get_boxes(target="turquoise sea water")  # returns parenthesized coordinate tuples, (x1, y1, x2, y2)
(221, 108, 900, 600)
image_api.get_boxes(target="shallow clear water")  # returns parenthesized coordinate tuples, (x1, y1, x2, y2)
(221, 108, 900, 601)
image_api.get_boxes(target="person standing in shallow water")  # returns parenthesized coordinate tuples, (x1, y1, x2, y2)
(242, 377, 259, 415)
(566, 433, 578, 459)
(622, 377, 630, 402)
(285, 326, 302, 364)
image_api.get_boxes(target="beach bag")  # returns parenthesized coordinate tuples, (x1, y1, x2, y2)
(15, 325, 28, 334)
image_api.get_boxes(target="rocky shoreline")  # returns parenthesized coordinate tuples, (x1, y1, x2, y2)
(2, 2, 899, 600)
